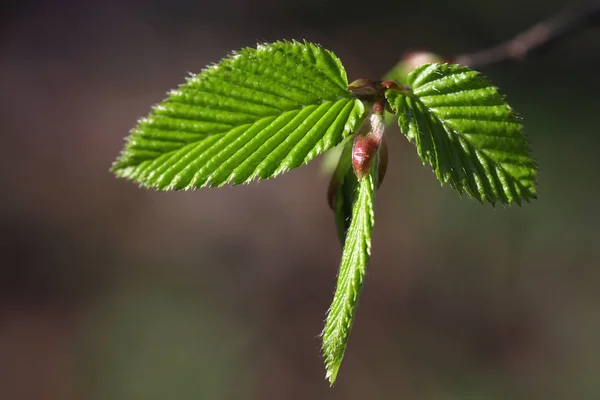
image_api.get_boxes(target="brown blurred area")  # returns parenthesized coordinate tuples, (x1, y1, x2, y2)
(1, 0, 599, 399)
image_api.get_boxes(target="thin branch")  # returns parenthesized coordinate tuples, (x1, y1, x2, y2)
(454, 1, 600, 68)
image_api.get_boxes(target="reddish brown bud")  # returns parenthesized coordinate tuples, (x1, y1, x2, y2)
(372, 101, 384, 115)
(381, 80, 401, 91)
(347, 78, 373, 90)
(347, 78, 379, 97)
(351, 101, 386, 179)
(352, 135, 380, 179)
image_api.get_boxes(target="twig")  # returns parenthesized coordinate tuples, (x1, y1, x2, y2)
(454, 1, 600, 68)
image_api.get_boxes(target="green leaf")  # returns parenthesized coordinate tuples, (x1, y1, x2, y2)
(112, 40, 365, 190)
(323, 168, 376, 385)
(386, 63, 537, 205)
(328, 138, 357, 243)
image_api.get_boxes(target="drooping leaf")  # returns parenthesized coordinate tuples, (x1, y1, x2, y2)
(323, 161, 378, 385)
(328, 138, 357, 243)
(323, 109, 385, 383)
(386, 63, 537, 205)
(112, 40, 365, 190)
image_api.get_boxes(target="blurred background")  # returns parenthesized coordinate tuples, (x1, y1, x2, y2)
(1, 0, 599, 398)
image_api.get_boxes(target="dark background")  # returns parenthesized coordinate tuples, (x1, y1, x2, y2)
(1, 0, 599, 399)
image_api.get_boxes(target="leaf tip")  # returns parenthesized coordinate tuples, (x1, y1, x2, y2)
(110, 158, 129, 177)
(325, 364, 340, 386)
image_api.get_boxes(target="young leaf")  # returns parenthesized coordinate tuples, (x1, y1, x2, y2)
(112, 41, 365, 190)
(328, 138, 357, 243)
(386, 63, 537, 205)
(323, 163, 377, 385)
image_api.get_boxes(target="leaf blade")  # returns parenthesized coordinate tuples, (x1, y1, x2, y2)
(323, 171, 376, 385)
(386, 63, 537, 205)
(112, 40, 365, 189)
